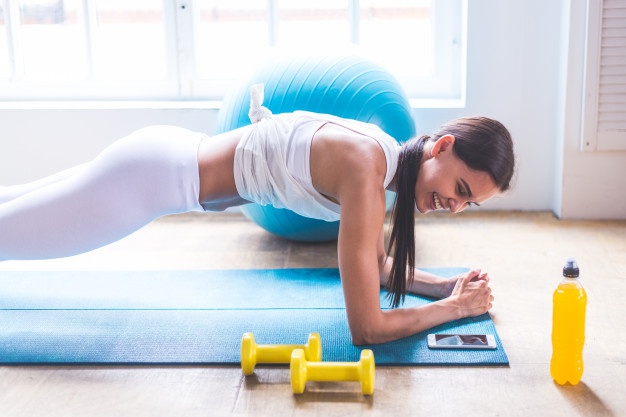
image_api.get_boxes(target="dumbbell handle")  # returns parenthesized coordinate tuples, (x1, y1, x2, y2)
(303, 362, 362, 382)
(254, 344, 312, 363)
(241, 332, 322, 376)
(291, 349, 375, 395)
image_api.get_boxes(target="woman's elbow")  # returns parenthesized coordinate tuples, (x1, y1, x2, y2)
(349, 321, 387, 346)
(350, 331, 369, 346)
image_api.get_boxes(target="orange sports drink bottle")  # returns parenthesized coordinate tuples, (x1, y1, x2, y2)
(550, 258, 587, 385)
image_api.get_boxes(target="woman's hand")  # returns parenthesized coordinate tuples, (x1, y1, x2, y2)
(446, 269, 494, 319)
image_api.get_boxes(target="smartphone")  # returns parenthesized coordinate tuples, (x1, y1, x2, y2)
(427, 333, 497, 350)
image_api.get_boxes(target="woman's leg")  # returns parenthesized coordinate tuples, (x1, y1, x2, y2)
(0, 125, 204, 261)
(0, 164, 87, 204)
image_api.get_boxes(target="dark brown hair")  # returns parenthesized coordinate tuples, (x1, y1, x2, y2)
(386, 116, 514, 307)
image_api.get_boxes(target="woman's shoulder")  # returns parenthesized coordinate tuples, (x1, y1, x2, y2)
(312, 124, 389, 183)
(316, 122, 386, 152)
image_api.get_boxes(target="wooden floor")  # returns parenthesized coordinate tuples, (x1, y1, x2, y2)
(1, 211, 624, 417)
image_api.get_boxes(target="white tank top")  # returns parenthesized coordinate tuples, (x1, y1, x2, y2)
(233, 86, 401, 222)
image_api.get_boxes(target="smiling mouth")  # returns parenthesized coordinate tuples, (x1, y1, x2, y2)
(433, 192, 443, 210)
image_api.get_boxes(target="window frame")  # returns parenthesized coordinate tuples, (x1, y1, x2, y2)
(0, 0, 466, 103)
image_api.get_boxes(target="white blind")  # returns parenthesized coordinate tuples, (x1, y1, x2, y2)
(582, 0, 626, 151)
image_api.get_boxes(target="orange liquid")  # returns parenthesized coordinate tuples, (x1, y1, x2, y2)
(550, 279, 587, 385)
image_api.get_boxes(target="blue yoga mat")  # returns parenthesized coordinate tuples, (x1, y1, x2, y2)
(0, 268, 508, 365)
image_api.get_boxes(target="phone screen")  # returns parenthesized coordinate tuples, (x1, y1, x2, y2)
(428, 333, 496, 349)
(435, 334, 488, 346)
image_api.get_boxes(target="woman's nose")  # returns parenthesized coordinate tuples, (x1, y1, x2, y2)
(448, 199, 466, 213)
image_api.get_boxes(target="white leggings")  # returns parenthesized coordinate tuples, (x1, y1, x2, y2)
(0, 126, 205, 261)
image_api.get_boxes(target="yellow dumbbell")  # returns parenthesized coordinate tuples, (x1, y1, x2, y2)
(290, 348, 375, 395)
(240, 332, 322, 376)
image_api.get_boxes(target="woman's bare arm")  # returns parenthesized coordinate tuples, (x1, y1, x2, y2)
(376, 231, 455, 299)
(312, 126, 492, 345)
(338, 186, 468, 345)
(339, 185, 493, 345)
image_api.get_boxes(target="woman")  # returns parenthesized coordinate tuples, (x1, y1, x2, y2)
(0, 85, 515, 345)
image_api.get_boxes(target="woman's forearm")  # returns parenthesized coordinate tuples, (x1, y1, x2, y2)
(378, 254, 451, 299)
(359, 269, 492, 345)
(354, 298, 462, 345)
(408, 268, 454, 299)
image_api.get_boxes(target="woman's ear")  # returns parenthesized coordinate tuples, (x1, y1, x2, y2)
(430, 134, 455, 157)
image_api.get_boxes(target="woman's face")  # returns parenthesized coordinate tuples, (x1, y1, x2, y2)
(415, 134, 499, 214)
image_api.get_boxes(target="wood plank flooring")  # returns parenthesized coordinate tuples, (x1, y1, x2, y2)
(1, 211, 624, 417)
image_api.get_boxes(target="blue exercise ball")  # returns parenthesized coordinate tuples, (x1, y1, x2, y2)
(215, 51, 416, 242)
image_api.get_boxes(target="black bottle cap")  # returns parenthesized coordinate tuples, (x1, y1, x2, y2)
(563, 257, 579, 278)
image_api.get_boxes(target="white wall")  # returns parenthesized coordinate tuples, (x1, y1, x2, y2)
(1, 0, 624, 219)
(0, 105, 217, 184)
(410, 0, 561, 213)
(557, 0, 626, 219)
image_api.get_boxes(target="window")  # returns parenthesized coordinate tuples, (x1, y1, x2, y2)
(581, 0, 626, 151)
(0, 0, 466, 102)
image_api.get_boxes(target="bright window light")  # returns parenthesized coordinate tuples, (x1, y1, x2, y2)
(91, 0, 167, 81)
(0, 4, 10, 78)
(193, 0, 269, 84)
(0, 0, 466, 102)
